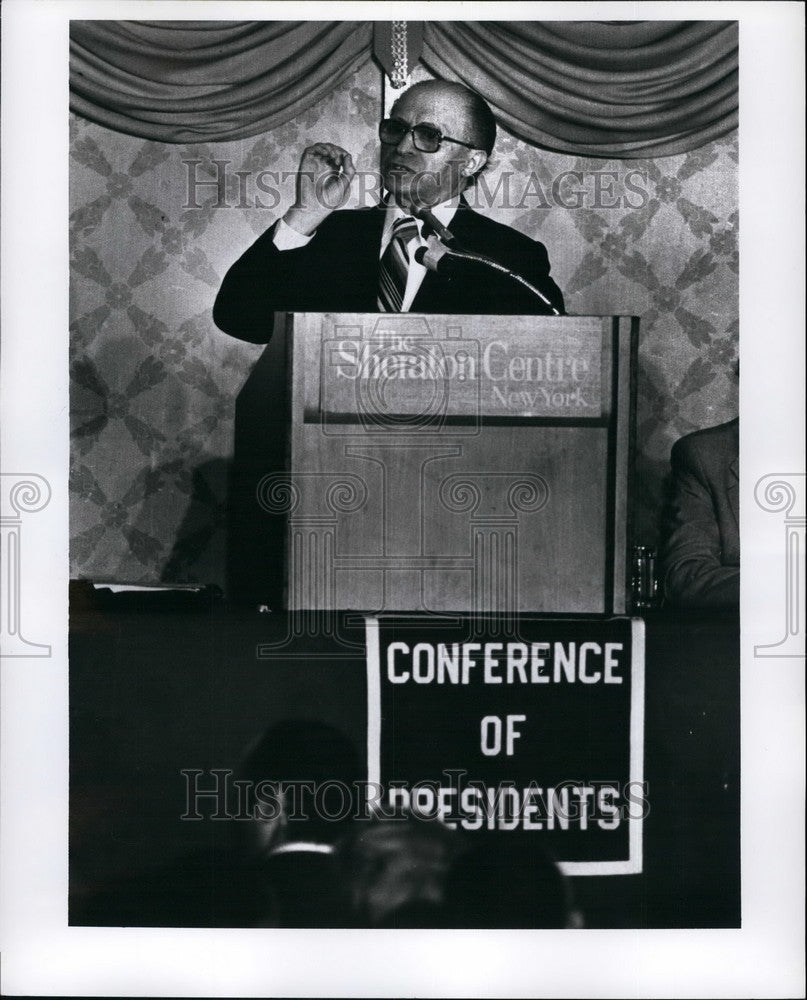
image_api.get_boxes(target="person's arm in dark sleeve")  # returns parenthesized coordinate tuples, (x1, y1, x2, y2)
(214, 142, 357, 343)
(213, 222, 324, 344)
(661, 437, 739, 608)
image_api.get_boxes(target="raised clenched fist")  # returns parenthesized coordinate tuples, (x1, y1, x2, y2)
(284, 143, 357, 236)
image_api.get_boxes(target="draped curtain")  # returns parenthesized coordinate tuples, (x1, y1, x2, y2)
(70, 19, 737, 157)
(70, 20, 374, 143)
(422, 21, 738, 157)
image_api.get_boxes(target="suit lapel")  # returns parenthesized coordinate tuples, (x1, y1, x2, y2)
(727, 455, 739, 524)
(351, 206, 387, 309)
(411, 201, 482, 312)
(726, 419, 739, 524)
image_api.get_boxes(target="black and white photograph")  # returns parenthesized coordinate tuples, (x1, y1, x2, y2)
(1, 2, 804, 997)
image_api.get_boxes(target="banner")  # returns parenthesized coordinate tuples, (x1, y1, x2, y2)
(366, 615, 645, 875)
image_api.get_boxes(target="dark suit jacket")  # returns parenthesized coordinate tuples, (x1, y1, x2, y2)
(213, 200, 565, 343)
(662, 418, 739, 608)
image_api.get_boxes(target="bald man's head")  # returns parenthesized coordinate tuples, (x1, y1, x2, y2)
(391, 81, 497, 155)
(381, 80, 496, 210)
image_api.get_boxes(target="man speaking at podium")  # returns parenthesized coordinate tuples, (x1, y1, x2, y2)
(214, 80, 565, 343)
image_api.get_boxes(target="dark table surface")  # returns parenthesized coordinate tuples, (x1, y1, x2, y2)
(69, 586, 739, 928)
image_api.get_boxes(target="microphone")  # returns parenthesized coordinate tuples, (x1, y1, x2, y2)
(413, 207, 459, 248)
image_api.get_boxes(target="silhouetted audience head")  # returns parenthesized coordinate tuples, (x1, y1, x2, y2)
(338, 814, 462, 927)
(441, 833, 579, 928)
(238, 718, 362, 855)
(338, 818, 580, 928)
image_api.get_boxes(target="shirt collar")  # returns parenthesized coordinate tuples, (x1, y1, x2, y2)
(382, 194, 460, 242)
(268, 841, 334, 856)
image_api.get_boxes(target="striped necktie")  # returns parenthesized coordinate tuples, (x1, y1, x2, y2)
(377, 216, 419, 312)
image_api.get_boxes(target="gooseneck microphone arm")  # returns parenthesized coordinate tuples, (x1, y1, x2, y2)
(413, 208, 561, 316)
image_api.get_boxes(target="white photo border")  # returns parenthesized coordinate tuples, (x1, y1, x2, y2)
(1, 2, 804, 997)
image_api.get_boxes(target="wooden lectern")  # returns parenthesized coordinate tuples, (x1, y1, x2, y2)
(258, 313, 637, 614)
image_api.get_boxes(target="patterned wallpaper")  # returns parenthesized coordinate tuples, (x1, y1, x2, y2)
(69, 59, 738, 589)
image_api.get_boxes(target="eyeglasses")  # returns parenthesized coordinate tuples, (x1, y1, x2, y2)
(379, 118, 477, 153)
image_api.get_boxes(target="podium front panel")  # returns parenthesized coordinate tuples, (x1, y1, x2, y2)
(278, 313, 637, 615)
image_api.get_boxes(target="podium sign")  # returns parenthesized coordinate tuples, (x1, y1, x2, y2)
(318, 317, 604, 420)
(366, 615, 645, 875)
(273, 312, 637, 614)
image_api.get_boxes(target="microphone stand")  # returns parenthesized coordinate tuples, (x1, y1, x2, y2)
(413, 208, 561, 317)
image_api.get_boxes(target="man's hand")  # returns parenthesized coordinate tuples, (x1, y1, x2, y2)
(284, 143, 356, 236)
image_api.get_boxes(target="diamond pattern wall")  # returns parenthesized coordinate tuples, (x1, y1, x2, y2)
(69, 59, 738, 587)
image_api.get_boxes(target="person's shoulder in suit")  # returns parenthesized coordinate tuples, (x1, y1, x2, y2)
(663, 417, 739, 608)
(310, 204, 384, 238)
(449, 199, 564, 313)
(672, 417, 738, 472)
(316, 202, 544, 258)
(453, 199, 550, 258)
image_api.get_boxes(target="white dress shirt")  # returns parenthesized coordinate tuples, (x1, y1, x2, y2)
(273, 196, 460, 312)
